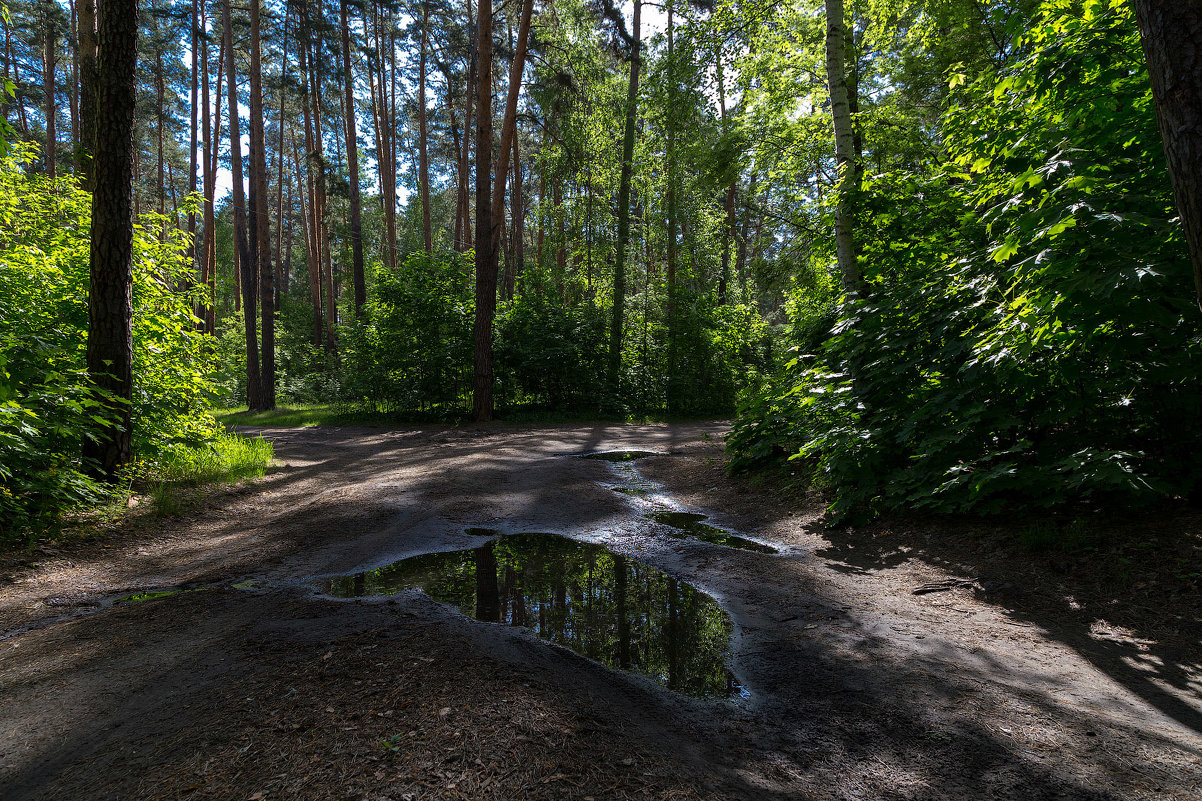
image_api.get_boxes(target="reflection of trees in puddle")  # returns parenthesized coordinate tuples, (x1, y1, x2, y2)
(647, 512, 777, 554)
(323, 533, 740, 699)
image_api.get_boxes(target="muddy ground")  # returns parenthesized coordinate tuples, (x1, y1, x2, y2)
(1, 422, 1200, 800)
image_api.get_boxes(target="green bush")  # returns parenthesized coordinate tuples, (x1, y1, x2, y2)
(0, 145, 228, 539)
(731, 0, 1202, 518)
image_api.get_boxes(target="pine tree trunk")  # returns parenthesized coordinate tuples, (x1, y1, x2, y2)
(607, 0, 641, 395)
(340, 0, 366, 314)
(456, 0, 475, 253)
(1132, 0, 1202, 312)
(224, 0, 262, 408)
(275, 5, 290, 311)
(83, 0, 138, 480)
(510, 133, 523, 298)
(471, 0, 494, 422)
(249, 0, 275, 409)
(187, 0, 199, 278)
(418, 0, 433, 252)
(489, 0, 534, 255)
(75, 0, 96, 188)
(43, 18, 56, 178)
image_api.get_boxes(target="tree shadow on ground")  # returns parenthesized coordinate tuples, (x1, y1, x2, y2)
(813, 507, 1202, 740)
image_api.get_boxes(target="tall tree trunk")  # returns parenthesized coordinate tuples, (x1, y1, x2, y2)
(1132, 1, 1202, 312)
(553, 178, 565, 299)
(224, 0, 263, 408)
(489, 0, 534, 254)
(156, 48, 165, 217)
(67, 0, 76, 166)
(275, 4, 290, 311)
(606, 0, 642, 395)
(315, 0, 337, 357)
(249, 0, 275, 409)
(297, 21, 324, 349)
(84, 0, 138, 480)
(76, 0, 96, 188)
(418, 0, 432, 252)
(665, 1, 677, 305)
(187, 0, 199, 279)
(43, 16, 56, 178)
(340, 0, 366, 314)
(510, 133, 522, 298)
(456, 0, 475, 253)
(471, 0, 494, 422)
(202, 14, 225, 334)
(824, 0, 861, 295)
(716, 49, 734, 305)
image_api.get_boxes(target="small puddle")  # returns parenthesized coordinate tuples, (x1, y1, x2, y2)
(581, 450, 660, 462)
(647, 512, 777, 554)
(114, 587, 211, 604)
(322, 532, 742, 699)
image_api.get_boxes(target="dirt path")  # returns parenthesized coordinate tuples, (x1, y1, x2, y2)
(2, 423, 1199, 800)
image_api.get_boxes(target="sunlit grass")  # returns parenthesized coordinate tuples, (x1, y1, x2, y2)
(140, 431, 274, 517)
(212, 404, 400, 428)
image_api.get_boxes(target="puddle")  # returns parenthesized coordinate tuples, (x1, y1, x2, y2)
(647, 512, 777, 554)
(322, 532, 742, 699)
(115, 588, 210, 604)
(581, 450, 660, 462)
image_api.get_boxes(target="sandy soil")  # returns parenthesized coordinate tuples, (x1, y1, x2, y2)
(1, 422, 1200, 800)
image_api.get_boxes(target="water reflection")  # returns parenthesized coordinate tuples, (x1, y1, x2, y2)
(322, 533, 741, 699)
(581, 450, 660, 462)
(647, 511, 777, 554)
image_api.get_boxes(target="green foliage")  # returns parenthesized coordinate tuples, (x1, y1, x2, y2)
(731, 0, 1202, 518)
(341, 250, 475, 416)
(495, 277, 609, 411)
(0, 145, 229, 541)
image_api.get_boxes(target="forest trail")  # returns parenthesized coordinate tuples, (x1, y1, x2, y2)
(1, 423, 1200, 800)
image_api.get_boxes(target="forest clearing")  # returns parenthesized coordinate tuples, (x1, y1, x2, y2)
(2, 422, 1200, 800)
(3, 0, 1202, 797)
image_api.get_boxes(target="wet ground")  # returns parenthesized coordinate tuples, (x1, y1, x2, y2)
(1, 423, 1200, 800)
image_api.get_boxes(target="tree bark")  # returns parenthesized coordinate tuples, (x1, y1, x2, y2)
(340, 0, 367, 314)
(489, 0, 534, 254)
(456, 0, 475, 252)
(606, 0, 641, 395)
(824, 0, 861, 295)
(223, 0, 263, 409)
(471, 0, 494, 422)
(187, 0, 199, 280)
(1133, 0, 1202, 312)
(249, 0, 275, 409)
(84, 0, 138, 480)
(43, 13, 57, 178)
(76, 0, 96, 188)
(418, 0, 433, 252)
(297, 18, 324, 349)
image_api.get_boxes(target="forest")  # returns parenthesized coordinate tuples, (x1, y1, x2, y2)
(5, 2, 1202, 798)
(1, 0, 1201, 536)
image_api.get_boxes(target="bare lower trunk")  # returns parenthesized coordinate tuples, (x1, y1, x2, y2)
(83, 0, 138, 479)
(1132, 1, 1202, 312)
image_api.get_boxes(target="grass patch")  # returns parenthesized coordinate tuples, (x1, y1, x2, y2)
(140, 431, 274, 517)
(213, 404, 367, 428)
